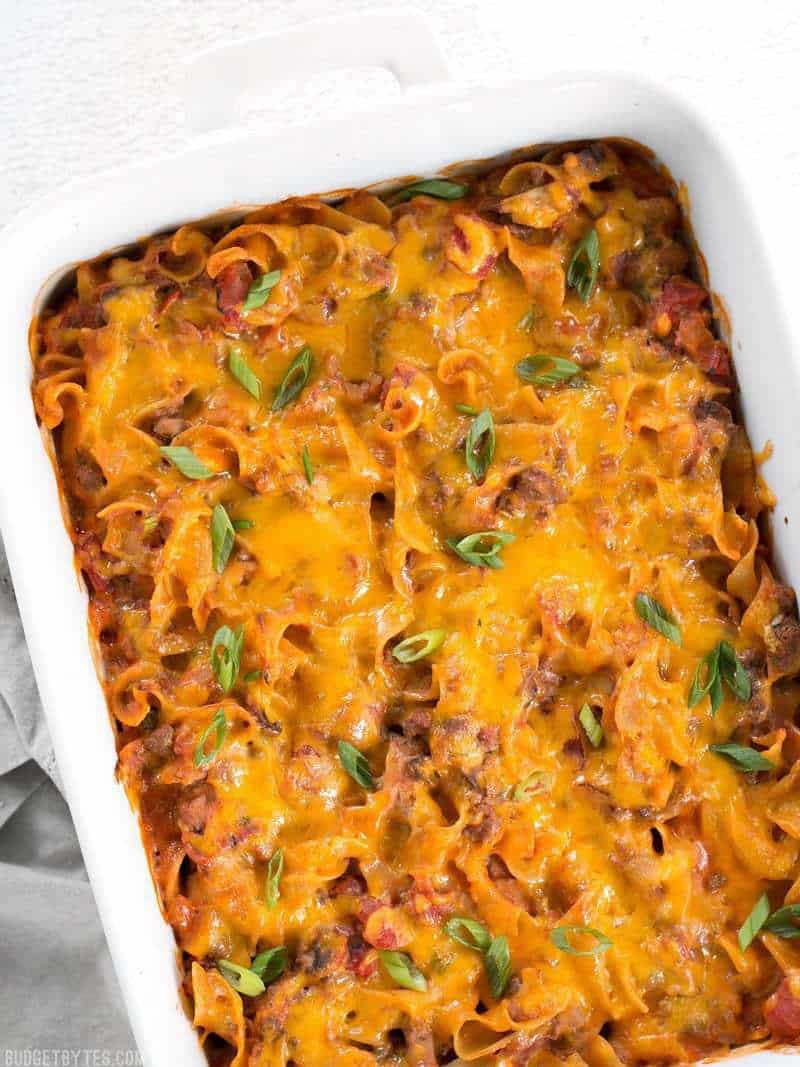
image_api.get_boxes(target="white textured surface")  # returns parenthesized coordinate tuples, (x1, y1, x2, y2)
(1, 0, 799, 248)
(1, 0, 799, 333)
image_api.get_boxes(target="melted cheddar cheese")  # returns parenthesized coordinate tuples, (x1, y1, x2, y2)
(32, 141, 800, 1066)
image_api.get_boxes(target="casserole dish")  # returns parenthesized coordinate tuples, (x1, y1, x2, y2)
(1, 10, 799, 1066)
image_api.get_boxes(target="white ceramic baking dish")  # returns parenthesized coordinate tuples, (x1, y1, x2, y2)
(1, 10, 798, 1066)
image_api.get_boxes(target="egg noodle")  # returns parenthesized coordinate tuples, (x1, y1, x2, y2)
(31, 141, 800, 1065)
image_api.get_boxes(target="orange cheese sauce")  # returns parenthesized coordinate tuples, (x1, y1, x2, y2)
(31, 142, 800, 1066)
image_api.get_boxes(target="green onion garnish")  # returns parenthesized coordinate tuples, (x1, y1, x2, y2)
(579, 704, 603, 748)
(211, 624, 243, 693)
(634, 593, 682, 646)
(337, 740, 375, 791)
(273, 347, 313, 411)
(391, 179, 467, 204)
(567, 228, 600, 302)
(465, 408, 495, 481)
(159, 446, 212, 480)
(228, 347, 262, 399)
(194, 708, 227, 768)
(550, 925, 612, 957)
(516, 355, 581, 387)
(392, 629, 446, 664)
(446, 531, 515, 569)
(242, 270, 281, 312)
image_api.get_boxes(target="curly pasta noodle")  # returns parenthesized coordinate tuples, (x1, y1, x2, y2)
(31, 140, 800, 1066)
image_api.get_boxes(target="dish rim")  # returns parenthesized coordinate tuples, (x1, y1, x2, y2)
(1, 67, 799, 1066)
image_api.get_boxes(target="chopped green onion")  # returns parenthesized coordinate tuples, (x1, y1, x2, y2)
(634, 593, 682, 646)
(446, 530, 515, 569)
(445, 917, 492, 953)
(429, 951, 452, 974)
(217, 959, 265, 997)
(243, 670, 262, 683)
(567, 228, 600, 302)
(194, 709, 227, 768)
(512, 770, 551, 801)
(485, 935, 511, 998)
(517, 308, 536, 333)
(228, 348, 262, 399)
(718, 641, 752, 701)
(391, 179, 467, 204)
(465, 408, 495, 481)
(378, 950, 427, 991)
(232, 518, 254, 531)
(709, 743, 773, 772)
(688, 644, 723, 713)
(142, 514, 159, 534)
(738, 893, 770, 951)
(302, 445, 314, 485)
(242, 270, 281, 312)
(265, 849, 284, 909)
(579, 704, 603, 748)
(550, 925, 612, 957)
(251, 945, 288, 984)
(211, 503, 236, 574)
(159, 446, 212, 480)
(516, 355, 581, 387)
(273, 347, 313, 411)
(455, 403, 479, 416)
(392, 629, 446, 664)
(444, 918, 511, 998)
(762, 903, 800, 939)
(211, 624, 244, 693)
(688, 640, 751, 713)
(338, 740, 375, 791)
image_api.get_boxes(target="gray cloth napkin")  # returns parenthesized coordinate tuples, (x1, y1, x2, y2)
(0, 535, 137, 1058)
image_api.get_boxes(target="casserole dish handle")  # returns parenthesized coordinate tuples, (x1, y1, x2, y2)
(183, 9, 449, 136)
